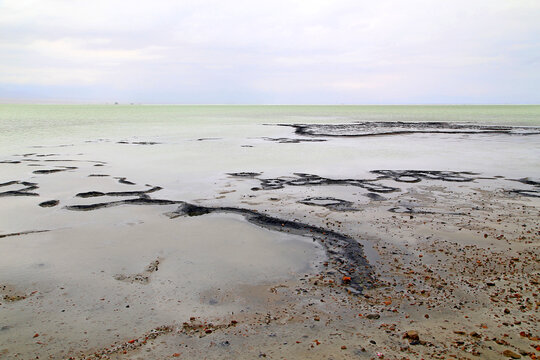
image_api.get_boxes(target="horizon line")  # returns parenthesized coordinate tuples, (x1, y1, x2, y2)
(1, 102, 539, 106)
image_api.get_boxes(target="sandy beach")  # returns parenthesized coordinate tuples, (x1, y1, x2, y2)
(0, 105, 539, 359)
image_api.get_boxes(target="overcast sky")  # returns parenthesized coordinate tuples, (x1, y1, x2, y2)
(0, 0, 539, 104)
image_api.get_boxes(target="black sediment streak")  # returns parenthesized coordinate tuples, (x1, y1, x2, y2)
(32, 169, 64, 174)
(167, 202, 375, 293)
(0, 181, 39, 197)
(227, 172, 263, 178)
(196, 137, 222, 141)
(65, 198, 179, 211)
(510, 190, 540, 198)
(75, 186, 162, 198)
(0, 181, 19, 187)
(512, 177, 540, 187)
(261, 137, 327, 143)
(117, 141, 160, 145)
(0, 230, 50, 239)
(32, 166, 77, 174)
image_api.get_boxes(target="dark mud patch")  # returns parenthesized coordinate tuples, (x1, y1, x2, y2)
(261, 137, 327, 144)
(251, 173, 399, 193)
(32, 169, 65, 174)
(167, 202, 375, 293)
(512, 177, 540, 186)
(227, 172, 263, 178)
(0, 181, 39, 197)
(117, 141, 160, 145)
(509, 178, 540, 198)
(39, 200, 59, 207)
(32, 166, 77, 175)
(0, 229, 50, 239)
(240, 170, 491, 194)
(65, 198, 180, 211)
(278, 122, 540, 138)
(298, 197, 357, 211)
(196, 137, 222, 141)
(115, 177, 136, 185)
(510, 189, 540, 198)
(364, 193, 387, 201)
(0, 181, 20, 187)
(114, 259, 161, 284)
(88, 174, 110, 177)
(75, 186, 162, 198)
(371, 170, 479, 183)
(0, 160, 21, 164)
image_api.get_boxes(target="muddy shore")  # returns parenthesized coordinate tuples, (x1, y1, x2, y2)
(0, 122, 539, 360)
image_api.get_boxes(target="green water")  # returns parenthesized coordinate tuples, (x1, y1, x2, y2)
(1, 104, 539, 150)
(2, 104, 540, 126)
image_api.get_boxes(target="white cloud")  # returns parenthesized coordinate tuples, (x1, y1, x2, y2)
(0, 0, 539, 103)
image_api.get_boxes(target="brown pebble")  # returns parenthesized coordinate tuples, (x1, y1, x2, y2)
(502, 349, 521, 359)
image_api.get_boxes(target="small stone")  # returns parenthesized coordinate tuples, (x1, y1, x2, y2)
(366, 313, 380, 319)
(341, 345, 347, 350)
(502, 349, 521, 359)
(403, 330, 419, 341)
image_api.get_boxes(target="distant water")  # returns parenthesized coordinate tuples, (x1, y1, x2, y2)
(1, 104, 540, 150)
(1, 105, 539, 184)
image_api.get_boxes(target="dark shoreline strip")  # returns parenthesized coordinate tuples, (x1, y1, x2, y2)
(274, 122, 540, 138)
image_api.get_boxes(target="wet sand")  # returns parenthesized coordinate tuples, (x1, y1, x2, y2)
(1, 119, 539, 359)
